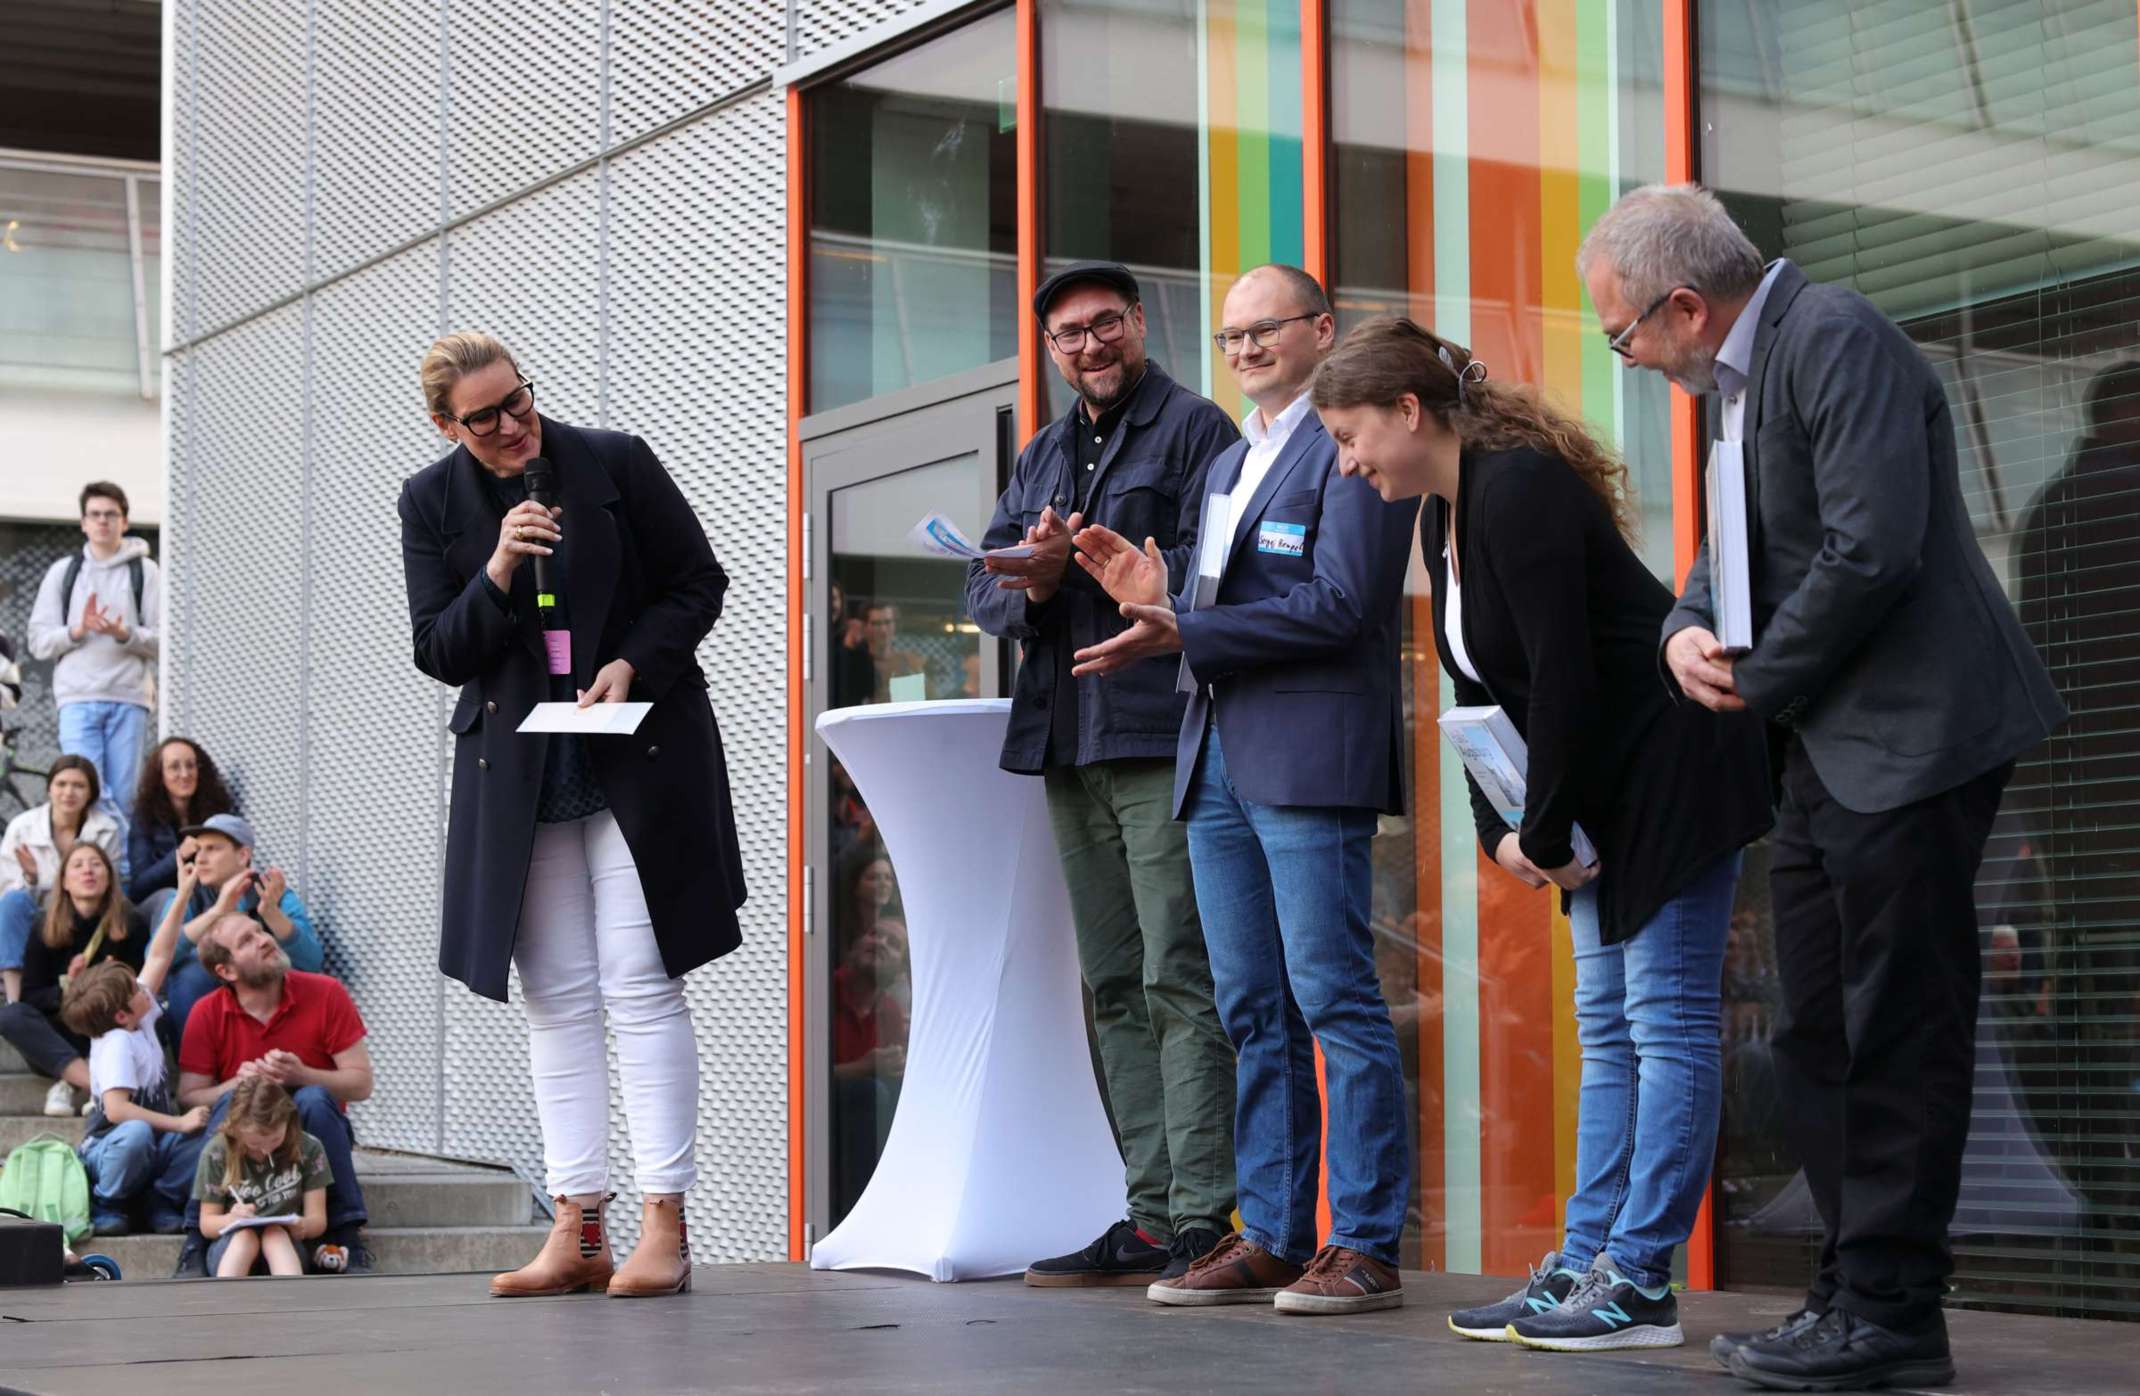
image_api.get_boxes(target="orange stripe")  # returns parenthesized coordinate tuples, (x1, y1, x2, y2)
(1299, 0, 1329, 284)
(1016, 0, 1042, 444)
(784, 84, 808, 1263)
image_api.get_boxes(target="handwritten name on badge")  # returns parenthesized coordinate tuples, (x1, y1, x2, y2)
(1256, 521, 1306, 557)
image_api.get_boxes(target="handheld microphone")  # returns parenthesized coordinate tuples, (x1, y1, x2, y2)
(521, 457, 570, 682)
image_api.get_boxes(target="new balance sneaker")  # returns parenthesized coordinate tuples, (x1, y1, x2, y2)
(1447, 1252, 1589, 1341)
(1024, 1220, 1168, 1287)
(1159, 1226, 1226, 1282)
(1506, 1256, 1683, 1351)
(1272, 1245, 1403, 1315)
(1709, 1306, 1824, 1368)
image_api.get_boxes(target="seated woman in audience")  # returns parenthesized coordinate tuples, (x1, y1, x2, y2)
(1, 756, 124, 1004)
(194, 1076, 331, 1279)
(0, 842, 145, 1117)
(128, 737, 236, 908)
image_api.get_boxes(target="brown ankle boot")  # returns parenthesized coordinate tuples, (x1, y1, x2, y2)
(607, 1196, 691, 1297)
(490, 1195, 613, 1298)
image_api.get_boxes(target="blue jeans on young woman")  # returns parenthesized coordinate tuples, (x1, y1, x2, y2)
(59, 699, 150, 825)
(1559, 851, 1743, 1290)
(1185, 730, 1410, 1266)
(78, 1120, 207, 1233)
(0, 888, 37, 972)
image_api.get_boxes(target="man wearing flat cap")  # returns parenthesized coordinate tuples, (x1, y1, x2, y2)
(967, 261, 1242, 1288)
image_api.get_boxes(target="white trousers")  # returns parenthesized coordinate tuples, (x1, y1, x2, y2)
(517, 809, 700, 1196)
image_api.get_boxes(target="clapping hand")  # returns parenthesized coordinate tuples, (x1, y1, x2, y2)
(213, 869, 255, 913)
(1070, 525, 1169, 608)
(1071, 602, 1183, 677)
(12, 843, 35, 882)
(81, 595, 130, 642)
(984, 506, 1083, 604)
(257, 866, 288, 907)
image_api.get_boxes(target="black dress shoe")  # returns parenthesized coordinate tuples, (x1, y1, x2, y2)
(1024, 1220, 1168, 1287)
(1709, 1307, 1824, 1368)
(1160, 1227, 1225, 1281)
(1729, 1308, 1954, 1392)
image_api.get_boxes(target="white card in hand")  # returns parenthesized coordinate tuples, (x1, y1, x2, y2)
(1198, 493, 1232, 578)
(517, 702, 653, 735)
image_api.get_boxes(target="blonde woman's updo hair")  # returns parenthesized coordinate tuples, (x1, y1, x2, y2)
(421, 331, 520, 419)
(1312, 316, 1637, 543)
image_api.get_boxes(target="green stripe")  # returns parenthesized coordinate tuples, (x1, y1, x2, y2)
(1576, 0, 1616, 440)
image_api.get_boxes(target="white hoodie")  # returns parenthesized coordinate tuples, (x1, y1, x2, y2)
(0, 802, 125, 897)
(27, 537, 160, 709)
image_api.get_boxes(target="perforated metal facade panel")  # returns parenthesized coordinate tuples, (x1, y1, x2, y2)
(791, 0, 942, 59)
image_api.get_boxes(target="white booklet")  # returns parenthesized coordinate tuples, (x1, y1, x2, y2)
(1706, 439, 1753, 653)
(1437, 705, 1599, 867)
(218, 1213, 301, 1234)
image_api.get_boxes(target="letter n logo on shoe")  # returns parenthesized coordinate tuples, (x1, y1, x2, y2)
(1592, 1302, 1630, 1328)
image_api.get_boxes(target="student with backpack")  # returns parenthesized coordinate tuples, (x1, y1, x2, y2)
(26, 482, 160, 825)
(192, 1077, 331, 1278)
(61, 860, 213, 1234)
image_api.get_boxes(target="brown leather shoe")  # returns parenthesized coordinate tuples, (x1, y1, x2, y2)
(608, 1196, 692, 1297)
(1146, 1233, 1303, 1306)
(490, 1195, 612, 1298)
(1273, 1244, 1403, 1314)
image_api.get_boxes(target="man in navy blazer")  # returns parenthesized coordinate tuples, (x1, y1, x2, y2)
(1074, 265, 1419, 1315)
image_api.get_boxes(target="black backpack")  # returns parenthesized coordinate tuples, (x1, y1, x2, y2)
(60, 554, 146, 622)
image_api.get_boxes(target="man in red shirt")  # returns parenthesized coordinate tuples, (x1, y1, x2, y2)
(176, 914, 374, 1273)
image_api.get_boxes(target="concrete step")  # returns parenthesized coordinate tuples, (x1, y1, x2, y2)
(0, 1072, 67, 1115)
(0, 1040, 26, 1074)
(76, 1225, 555, 1279)
(0, 1110, 84, 1150)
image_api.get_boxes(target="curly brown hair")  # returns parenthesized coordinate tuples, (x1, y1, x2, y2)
(132, 737, 235, 838)
(1310, 316, 1637, 543)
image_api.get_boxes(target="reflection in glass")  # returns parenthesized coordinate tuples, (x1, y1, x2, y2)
(1700, 0, 2140, 1319)
(0, 165, 150, 394)
(825, 452, 990, 1220)
(807, 9, 1017, 413)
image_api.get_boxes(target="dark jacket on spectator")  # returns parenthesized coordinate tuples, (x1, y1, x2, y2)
(398, 416, 746, 1001)
(20, 902, 148, 1015)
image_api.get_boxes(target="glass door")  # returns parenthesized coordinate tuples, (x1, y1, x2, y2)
(803, 371, 1019, 1234)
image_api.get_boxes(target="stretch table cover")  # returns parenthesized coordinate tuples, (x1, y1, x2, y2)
(810, 700, 1127, 1281)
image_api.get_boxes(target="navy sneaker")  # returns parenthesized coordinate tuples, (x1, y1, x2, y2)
(1506, 1256, 1683, 1351)
(1447, 1252, 1589, 1341)
(1024, 1220, 1168, 1287)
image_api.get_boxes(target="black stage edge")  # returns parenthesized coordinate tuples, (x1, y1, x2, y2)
(2, 1265, 2131, 1394)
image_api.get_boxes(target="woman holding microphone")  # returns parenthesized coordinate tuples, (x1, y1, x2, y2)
(399, 332, 746, 1299)
(1309, 318, 1770, 1352)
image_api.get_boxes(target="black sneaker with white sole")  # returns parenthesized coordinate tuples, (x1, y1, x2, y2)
(1709, 1306, 1824, 1368)
(1506, 1257, 1683, 1351)
(1024, 1220, 1169, 1287)
(1446, 1252, 1589, 1341)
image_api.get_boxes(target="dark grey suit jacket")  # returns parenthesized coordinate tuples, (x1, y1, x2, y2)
(1662, 260, 2065, 814)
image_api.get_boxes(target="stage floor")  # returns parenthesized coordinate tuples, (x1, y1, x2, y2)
(2, 1264, 2130, 1394)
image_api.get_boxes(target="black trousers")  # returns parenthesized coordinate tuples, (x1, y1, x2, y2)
(1769, 739, 2011, 1331)
(0, 1001, 88, 1080)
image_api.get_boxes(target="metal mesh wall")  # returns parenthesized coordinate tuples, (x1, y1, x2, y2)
(155, 0, 935, 1262)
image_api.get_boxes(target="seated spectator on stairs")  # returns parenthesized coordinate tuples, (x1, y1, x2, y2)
(1, 756, 125, 1005)
(0, 842, 144, 1119)
(128, 737, 237, 907)
(159, 813, 322, 1038)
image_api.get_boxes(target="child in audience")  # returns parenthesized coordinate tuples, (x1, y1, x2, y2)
(193, 1076, 332, 1278)
(62, 862, 212, 1233)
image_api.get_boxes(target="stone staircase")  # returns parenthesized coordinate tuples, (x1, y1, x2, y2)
(0, 1040, 549, 1279)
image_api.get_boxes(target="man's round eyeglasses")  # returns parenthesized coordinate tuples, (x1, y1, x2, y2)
(454, 379, 537, 436)
(1606, 289, 1685, 360)
(1046, 311, 1131, 354)
(1213, 314, 1319, 355)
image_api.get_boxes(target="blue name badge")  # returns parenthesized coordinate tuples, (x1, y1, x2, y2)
(1256, 521, 1307, 557)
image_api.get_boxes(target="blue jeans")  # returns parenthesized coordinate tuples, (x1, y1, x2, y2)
(183, 1085, 367, 1234)
(59, 699, 150, 826)
(78, 1120, 207, 1233)
(1185, 729, 1410, 1266)
(1560, 852, 1743, 1290)
(0, 888, 36, 972)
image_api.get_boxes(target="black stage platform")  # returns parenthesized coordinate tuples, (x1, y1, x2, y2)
(3, 1265, 2131, 1394)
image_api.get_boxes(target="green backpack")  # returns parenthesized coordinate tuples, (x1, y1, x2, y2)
(0, 1135, 92, 1244)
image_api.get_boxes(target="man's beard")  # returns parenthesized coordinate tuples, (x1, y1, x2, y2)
(1667, 341, 1720, 396)
(239, 945, 291, 988)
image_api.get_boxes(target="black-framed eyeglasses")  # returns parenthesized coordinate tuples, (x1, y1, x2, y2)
(1046, 310, 1131, 354)
(1212, 314, 1320, 355)
(453, 378, 537, 436)
(1605, 290, 1685, 360)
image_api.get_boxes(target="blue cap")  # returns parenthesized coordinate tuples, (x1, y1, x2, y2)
(180, 812, 255, 850)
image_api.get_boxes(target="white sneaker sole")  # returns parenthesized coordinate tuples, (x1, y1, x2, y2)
(1145, 1282, 1284, 1306)
(1273, 1289, 1403, 1315)
(1508, 1322, 1684, 1351)
(1448, 1317, 1516, 1341)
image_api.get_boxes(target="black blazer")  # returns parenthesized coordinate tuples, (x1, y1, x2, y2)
(1172, 416, 1418, 817)
(1665, 260, 2065, 813)
(398, 417, 746, 1002)
(1429, 446, 1771, 946)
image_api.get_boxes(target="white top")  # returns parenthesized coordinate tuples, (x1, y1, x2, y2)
(1224, 392, 1316, 571)
(1442, 545, 1482, 684)
(1713, 259, 1787, 442)
(0, 803, 125, 896)
(88, 997, 170, 1114)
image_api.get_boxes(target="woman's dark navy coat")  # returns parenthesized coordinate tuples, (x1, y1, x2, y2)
(398, 416, 746, 1001)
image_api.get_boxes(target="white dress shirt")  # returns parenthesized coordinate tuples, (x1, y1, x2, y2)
(1223, 391, 1315, 573)
(1713, 259, 1786, 442)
